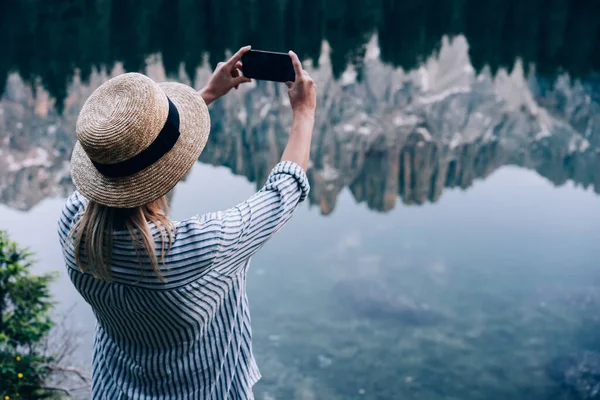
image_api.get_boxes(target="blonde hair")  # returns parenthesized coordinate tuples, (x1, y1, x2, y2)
(70, 196, 174, 281)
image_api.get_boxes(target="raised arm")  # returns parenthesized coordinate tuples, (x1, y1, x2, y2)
(209, 51, 317, 273)
(281, 51, 317, 170)
(177, 51, 317, 280)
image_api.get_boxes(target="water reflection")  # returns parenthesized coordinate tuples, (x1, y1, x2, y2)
(2, 0, 600, 109)
(2, 1, 600, 399)
(1, 36, 600, 214)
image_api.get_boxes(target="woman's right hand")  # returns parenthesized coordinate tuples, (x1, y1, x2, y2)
(286, 51, 317, 119)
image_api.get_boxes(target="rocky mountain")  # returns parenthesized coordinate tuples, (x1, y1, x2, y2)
(0, 35, 599, 213)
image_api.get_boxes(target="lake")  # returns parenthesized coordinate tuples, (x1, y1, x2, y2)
(1, 0, 600, 399)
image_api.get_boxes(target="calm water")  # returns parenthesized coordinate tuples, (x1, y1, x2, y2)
(1, 1, 600, 399)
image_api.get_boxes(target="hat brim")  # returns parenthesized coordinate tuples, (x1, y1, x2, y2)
(71, 82, 210, 208)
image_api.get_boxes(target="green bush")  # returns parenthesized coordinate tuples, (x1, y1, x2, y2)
(0, 231, 57, 399)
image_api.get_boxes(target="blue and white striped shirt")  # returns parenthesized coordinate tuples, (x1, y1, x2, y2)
(57, 161, 309, 400)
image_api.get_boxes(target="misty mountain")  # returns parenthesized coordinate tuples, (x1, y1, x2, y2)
(0, 35, 598, 213)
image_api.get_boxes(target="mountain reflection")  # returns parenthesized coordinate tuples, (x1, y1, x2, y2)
(1, 34, 599, 214)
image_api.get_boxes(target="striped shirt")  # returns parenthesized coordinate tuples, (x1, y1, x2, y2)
(57, 161, 309, 400)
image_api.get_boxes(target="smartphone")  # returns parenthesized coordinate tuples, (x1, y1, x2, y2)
(241, 50, 296, 83)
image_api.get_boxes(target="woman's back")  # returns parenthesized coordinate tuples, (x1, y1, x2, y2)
(59, 162, 309, 399)
(60, 47, 316, 399)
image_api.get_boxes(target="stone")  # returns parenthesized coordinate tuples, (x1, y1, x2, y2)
(547, 351, 600, 400)
(332, 279, 442, 325)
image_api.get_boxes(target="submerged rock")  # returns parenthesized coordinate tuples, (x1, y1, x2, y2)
(331, 279, 441, 325)
(317, 354, 333, 368)
(547, 351, 600, 399)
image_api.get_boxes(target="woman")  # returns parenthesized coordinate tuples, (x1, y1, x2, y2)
(58, 46, 316, 399)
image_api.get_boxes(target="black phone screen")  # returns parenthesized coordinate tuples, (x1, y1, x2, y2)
(241, 50, 296, 83)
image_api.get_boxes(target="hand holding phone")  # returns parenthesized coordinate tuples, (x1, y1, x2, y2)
(280, 51, 316, 171)
(286, 51, 316, 118)
(241, 50, 296, 83)
(200, 46, 252, 104)
(241, 49, 316, 117)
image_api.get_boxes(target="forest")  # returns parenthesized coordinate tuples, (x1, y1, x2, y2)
(1, 0, 599, 109)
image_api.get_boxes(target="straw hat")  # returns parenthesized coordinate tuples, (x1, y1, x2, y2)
(71, 73, 210, 208)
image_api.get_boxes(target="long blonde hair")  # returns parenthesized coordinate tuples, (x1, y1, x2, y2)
(70, 196, 174, 281)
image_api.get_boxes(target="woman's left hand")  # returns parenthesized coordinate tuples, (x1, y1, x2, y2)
(200, 46, 252, 105)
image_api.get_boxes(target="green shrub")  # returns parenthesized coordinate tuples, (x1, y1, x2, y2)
(0, 231, 57, 399)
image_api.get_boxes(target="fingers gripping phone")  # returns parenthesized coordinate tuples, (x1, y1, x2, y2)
(241, 50, 296, 83)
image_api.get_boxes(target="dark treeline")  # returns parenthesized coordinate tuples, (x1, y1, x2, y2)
(1, 0, 600, 110)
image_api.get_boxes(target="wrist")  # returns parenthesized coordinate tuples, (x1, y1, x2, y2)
(293, 108, 315, 121)
(199, 87, 217, 105)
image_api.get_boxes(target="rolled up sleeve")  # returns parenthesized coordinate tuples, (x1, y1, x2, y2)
(211, 161, 310, 274)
